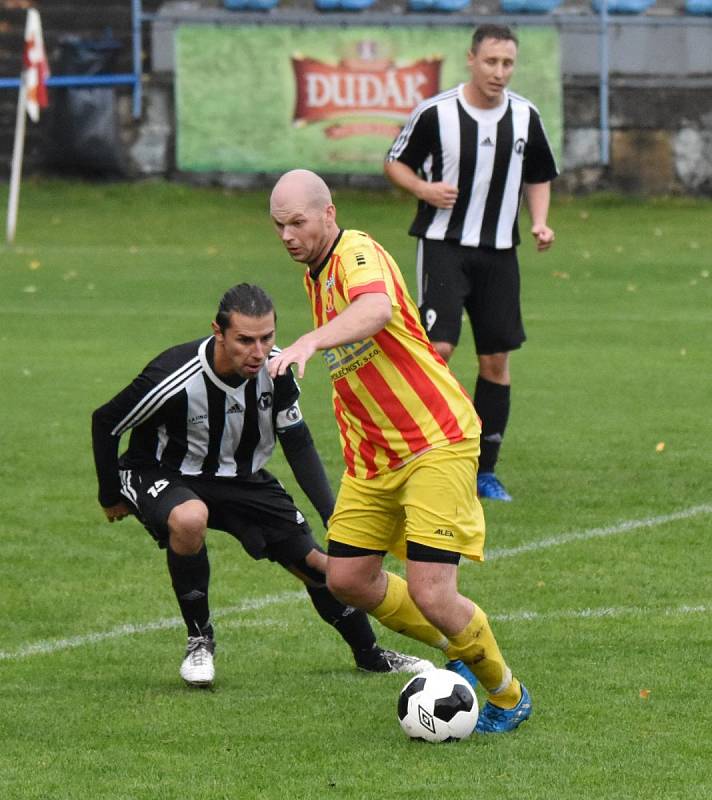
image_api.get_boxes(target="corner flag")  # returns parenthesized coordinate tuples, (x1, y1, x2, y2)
(23, 8, 51, 122)
(7, 8, 50, 244)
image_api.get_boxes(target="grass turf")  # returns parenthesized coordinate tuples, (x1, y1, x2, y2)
(1, 180, 711, 799)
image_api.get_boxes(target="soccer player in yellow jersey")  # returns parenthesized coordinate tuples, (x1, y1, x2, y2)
(268, 169, 531, 733)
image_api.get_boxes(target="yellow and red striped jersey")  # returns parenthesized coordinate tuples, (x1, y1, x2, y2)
(304, 229, 479, 478)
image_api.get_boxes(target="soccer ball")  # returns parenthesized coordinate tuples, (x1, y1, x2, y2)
(397, 668, 478, 742)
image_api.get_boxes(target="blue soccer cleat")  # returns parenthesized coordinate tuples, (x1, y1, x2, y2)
(445, 659, 478, 689)
(477, 472, 512, 502)
(476, 684, 532, 733)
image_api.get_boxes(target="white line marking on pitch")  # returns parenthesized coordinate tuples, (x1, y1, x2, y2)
(485, 503, 712, 562)
(3, 503, 710, 662)
(0, 591, 302, 662)
(490, 603, 710, 624)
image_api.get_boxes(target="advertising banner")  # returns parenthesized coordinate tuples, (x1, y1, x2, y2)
(175, 24, 561, 174)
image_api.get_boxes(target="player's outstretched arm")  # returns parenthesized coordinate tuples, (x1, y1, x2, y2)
(268, 293, 392, 378)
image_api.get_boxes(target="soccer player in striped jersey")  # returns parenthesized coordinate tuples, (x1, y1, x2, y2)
(385, 24, 559, 502)
(268, 170, 531, 733)
(92, 283, 433, 686)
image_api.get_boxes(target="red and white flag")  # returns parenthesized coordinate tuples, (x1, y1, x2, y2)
(22, 8, 50, 122)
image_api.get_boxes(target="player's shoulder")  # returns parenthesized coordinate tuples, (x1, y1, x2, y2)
(267, 346, 299, 384)
(411, 86, 459, 118)
(508, 90, 542, 117)
(337, 229, 382, 263)
(145, 337, 206, 373)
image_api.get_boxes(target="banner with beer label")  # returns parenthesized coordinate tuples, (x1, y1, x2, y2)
(175, 25, 561, 174)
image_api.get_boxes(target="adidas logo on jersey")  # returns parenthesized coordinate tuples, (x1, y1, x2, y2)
(227, 402, 243, 414)
(480, 137, 495, 147)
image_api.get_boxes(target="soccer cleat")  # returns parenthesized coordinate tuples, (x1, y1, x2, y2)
(476, 684, 532, 733)
(355, 646, 435, 674)
(179, 635, 215, 686)
(445, 659, 478, 689)
(477, 472, 513, 502)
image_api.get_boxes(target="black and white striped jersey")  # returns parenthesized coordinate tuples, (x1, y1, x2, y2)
(92, 336, 303, 507)
(386, 86, 558, 249)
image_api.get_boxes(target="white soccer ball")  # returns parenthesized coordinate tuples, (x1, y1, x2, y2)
(397, 668, 478, 742)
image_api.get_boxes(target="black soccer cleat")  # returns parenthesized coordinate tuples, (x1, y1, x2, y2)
(355, 646, 434, 674)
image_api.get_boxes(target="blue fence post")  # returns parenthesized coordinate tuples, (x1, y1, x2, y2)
(599, 0, 610, 165)
(132, 0, 142, 119)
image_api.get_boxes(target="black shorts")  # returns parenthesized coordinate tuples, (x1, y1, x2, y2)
(327, 538, 460, 565)
(118, 465, 315, 566)
(417, 238, 526, 355)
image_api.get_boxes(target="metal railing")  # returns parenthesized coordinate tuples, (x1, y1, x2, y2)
(0, 0, 149, 119)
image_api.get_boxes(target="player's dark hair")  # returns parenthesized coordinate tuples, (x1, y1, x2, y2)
(471, 25, 518, 53)
(215, 284, 276, 332)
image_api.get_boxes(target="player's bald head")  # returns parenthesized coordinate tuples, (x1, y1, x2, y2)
(270, 169, 332, 216)
(270, 170, 339, 268)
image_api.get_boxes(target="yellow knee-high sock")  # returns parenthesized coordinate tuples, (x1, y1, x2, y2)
(446, 604, 521, 709)
(372, 572, 449, 651)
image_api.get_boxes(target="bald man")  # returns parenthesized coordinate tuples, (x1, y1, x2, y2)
(267, 169, 532, 734)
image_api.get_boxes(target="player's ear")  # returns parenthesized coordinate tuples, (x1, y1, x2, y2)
(211, 320, 221, 338)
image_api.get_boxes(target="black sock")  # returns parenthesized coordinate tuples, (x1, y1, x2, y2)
(474, 375, 511, 474)
(166, 544, 212, 639)
(306, 585, 377, 655)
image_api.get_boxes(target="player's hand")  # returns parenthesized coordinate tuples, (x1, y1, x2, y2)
(418, 181, 459, 209)
(103, 501, 131, 523)
(531, 224, 555, 251)
(268, 335, 317, 380)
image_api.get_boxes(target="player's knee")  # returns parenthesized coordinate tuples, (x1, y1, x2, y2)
(433, 341, 455, 362)
(408, 580, 448, 623)
(287, 553, 326, 588)
(167, 499, 208, 553)
(478, 353, 510, 383)
(326, 569, 363, 607)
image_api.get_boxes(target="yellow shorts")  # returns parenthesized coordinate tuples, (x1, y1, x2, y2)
(328, 438, 485, 562)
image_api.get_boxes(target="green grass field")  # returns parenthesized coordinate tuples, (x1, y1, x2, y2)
(1, 180, 711, 800)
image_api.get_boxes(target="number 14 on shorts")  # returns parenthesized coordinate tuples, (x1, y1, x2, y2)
(147, 479, 170, 498)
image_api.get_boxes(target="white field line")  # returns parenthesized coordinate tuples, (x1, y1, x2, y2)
(3, 503, 710, 663)
(490, 603, 710, 625)
(485, 503, 712, 562)
(0, 591, 302, 662)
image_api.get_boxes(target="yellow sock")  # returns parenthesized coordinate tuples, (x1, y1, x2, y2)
(446, 604, 521, 709)
(372, 572, 449, 651)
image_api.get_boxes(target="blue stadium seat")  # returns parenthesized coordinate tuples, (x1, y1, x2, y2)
(591, 0, 655, 12)
(315, 0, 376, 8)
(685, 0, 712, 12)
(501, 0, 561, 10)
(340, 0, 377, 8)
(224, 0, 279, 8)
(408, 0, 470, 10)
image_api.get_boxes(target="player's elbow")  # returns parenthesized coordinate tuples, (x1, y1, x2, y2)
(371, 294, 393, 330)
